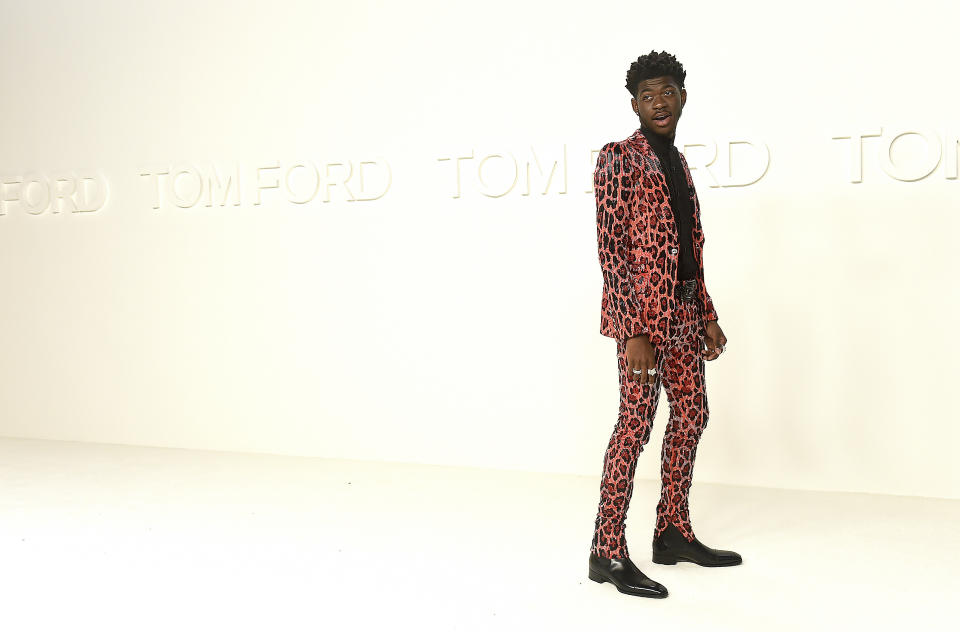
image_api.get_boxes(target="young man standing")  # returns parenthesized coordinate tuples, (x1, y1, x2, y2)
(587, 50, 742, 599)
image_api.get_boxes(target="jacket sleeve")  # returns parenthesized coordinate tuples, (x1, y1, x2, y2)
(701, 275, 719, 322)
(595, 142, 650, 340)
(696, 207, 719, 322)
(679, 152, 719, 323)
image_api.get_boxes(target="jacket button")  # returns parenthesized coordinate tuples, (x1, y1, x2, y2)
(670, 247, 678, 254)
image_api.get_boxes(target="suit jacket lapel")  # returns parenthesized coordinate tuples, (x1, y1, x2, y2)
(626, 128, 676, 239)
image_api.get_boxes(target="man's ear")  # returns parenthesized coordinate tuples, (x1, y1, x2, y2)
(680, 88, 687, 107)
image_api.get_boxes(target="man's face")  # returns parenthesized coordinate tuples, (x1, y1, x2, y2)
(631, 75, 686, 137)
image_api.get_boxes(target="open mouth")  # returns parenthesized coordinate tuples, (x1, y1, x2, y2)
(652, 112, 672, 127)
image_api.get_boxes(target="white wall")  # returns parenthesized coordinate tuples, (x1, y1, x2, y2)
(1, 0, 957, 499)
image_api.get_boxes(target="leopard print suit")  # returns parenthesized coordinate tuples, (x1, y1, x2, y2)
(590, 127, 719, 560)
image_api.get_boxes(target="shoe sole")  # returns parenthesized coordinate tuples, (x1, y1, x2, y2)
(588, 569, 668, 598)
(651, 551, 742, 567)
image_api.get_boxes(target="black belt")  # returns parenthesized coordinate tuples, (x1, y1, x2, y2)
(675, 278, 699, 302)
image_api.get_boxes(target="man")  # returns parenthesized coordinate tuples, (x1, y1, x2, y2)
(587, 50, 742, 599)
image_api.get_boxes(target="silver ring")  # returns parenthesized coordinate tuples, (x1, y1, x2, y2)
(647, 368, 657, 375)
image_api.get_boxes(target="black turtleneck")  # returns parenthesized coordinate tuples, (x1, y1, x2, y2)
(640, 124, 697, 282)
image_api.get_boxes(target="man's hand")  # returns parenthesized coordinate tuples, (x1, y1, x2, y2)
(702, 320, 727, 361)
(625, 334, 658, 384)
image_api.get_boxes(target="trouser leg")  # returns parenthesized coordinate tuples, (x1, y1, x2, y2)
(654, 299, 710, 542)
(590, 335, 662, 559)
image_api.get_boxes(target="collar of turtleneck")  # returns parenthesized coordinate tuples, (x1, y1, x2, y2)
(639, 123, 676, 154)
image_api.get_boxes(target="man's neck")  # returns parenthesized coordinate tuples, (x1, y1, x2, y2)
(640, 123, 676, 147)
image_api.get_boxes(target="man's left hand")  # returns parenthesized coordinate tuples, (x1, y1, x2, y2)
(703, 320, 727, 361)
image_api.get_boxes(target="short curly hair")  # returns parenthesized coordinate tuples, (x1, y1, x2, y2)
(625, 50, 686, 97)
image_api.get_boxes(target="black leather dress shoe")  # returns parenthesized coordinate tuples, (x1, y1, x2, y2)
(652, 523, 742, 567)
(588, 552, 668, 598)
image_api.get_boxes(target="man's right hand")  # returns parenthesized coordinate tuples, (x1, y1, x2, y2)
(625, 334, 658, 384)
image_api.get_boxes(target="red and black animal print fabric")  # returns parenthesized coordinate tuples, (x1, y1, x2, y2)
(590, 127, 718, 559)
(590, 296, 710, 559)
(594, 128, 717, 347)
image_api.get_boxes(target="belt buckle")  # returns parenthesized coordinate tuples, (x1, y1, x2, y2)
(677, 279, 697, 302)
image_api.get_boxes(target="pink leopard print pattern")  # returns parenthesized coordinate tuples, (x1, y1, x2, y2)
(590, 296, 709, 559)
(594, 130, 717, 347)
(591, 127, 718, 560)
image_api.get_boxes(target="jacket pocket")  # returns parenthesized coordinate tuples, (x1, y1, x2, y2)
(627, 265, 651, 298)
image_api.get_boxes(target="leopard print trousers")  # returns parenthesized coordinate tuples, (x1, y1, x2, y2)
(590, 294, 710, 559)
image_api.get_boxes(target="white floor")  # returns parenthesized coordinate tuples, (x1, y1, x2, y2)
(0, 437, 956, 632)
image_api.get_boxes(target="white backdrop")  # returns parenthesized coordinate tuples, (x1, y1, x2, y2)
(1, 0, 957, 499)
